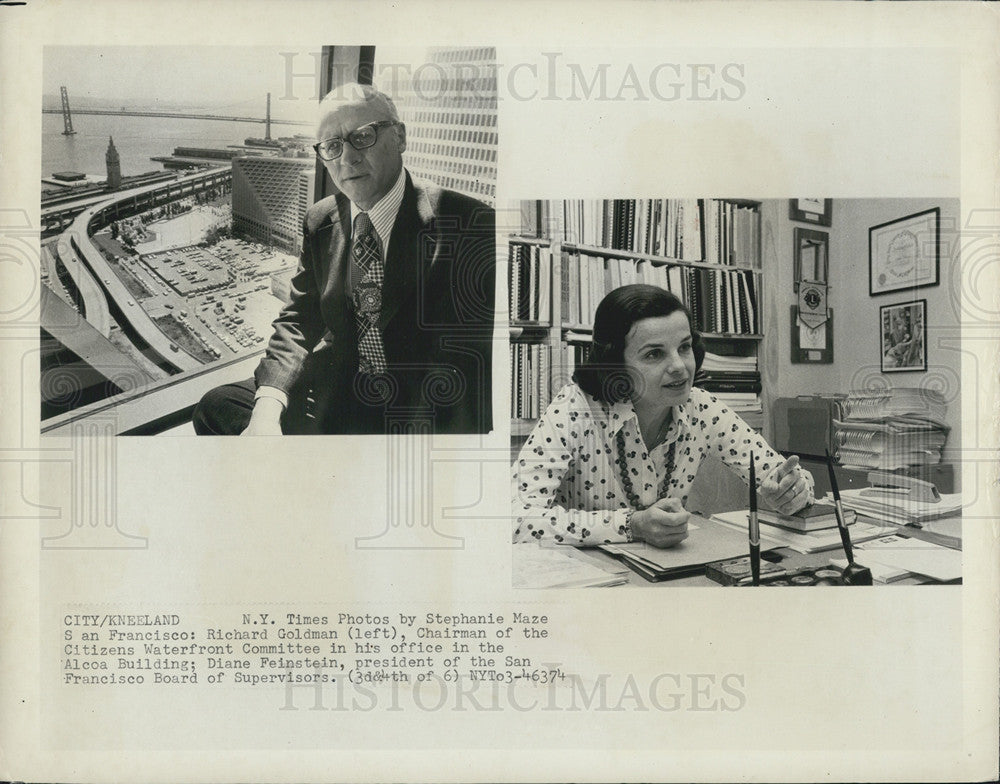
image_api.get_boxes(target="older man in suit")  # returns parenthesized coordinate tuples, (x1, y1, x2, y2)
(193, 83, 495, 435)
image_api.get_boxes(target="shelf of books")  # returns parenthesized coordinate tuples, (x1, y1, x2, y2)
(510, 198, 764, 449)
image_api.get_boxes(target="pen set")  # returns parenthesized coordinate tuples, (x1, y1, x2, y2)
(824, 449, 873, 585)
(736, 451, 872, 586)
(748, 452, 760, 586)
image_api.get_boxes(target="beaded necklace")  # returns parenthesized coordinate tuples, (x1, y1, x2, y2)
(614, 427, 677, 511)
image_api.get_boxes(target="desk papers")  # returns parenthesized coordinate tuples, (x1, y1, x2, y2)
(835, 489, 964, 526)
(599, 520, 752, 580)
(831, 534, 962, 583)
(513, 543, 629, 588)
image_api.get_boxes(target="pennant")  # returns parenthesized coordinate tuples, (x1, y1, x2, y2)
(797, 280, 828, 329)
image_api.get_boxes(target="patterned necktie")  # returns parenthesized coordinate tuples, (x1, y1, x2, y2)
(351, 212, 387, 374)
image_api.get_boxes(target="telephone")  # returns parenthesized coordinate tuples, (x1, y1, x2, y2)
(861, 471, 941, 504)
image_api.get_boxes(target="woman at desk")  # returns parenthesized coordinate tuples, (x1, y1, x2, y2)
(513, 285, 814, 548)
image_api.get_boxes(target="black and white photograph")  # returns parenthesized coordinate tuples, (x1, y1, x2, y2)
(880, 299, 927, 373)
(40, 45, 497, 437)
(1, 2, 998, 783)
(510, 199, 960, 588)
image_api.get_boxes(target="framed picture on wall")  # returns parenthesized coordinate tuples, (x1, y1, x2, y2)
(880, 300, 927, 373)
(789, 198, 832, 226)
(869, 208, 940, 295)
(793, 228, 828, 291)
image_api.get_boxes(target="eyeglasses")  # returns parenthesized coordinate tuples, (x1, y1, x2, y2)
(313, 121, 398, 161)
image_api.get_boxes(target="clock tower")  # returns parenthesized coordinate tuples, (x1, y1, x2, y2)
(105, 136, 122, 191)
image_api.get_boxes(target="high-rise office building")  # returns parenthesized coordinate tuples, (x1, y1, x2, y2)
(231, 156, 315, 254)
(379, 47, 497, 206)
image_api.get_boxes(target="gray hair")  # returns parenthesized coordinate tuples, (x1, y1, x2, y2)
(315, 82, 400, 136)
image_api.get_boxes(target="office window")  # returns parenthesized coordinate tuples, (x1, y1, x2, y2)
(372, 45, 497, 207)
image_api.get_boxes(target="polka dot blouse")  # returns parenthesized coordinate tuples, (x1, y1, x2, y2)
(512, 383, 806, 546)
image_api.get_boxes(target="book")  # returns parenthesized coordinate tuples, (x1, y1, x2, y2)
(519, 201, 539, 237)
(559, 252, 571, 325)
(667, 265, 683, 299)
(756, 503, 857, 532)
(696, 371, 762, 394)
(508, 243, 521, 321)
(526, 245, 537, 322)
(740, 271, 758, 333)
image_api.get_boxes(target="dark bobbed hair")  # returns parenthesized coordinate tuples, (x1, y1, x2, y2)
(573, 284, 705, 403)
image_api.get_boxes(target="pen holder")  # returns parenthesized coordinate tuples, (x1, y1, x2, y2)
(840, 563, 873, 586)
(706, 556, 875, 587)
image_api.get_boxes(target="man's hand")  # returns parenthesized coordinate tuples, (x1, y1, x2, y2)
(241, 397, 284, 436)
(630, 497, 690, 549)
(760, 455, 813, 515)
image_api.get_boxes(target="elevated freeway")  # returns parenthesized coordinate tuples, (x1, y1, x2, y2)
(43, 167, 231, 235)
(67, 214, 200, 375)
(51, 168, 234, 376)
(52, 231, 113, 338)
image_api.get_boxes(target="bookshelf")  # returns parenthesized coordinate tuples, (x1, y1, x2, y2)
(510, 198, 765, 452)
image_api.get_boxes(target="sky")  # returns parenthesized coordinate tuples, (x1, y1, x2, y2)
(43, 46, 323, 122)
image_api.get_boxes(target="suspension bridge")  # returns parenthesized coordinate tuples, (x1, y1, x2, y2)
(48, 87, 311, 134)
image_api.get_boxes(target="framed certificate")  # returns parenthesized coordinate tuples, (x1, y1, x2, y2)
(869, 208, 940, 295)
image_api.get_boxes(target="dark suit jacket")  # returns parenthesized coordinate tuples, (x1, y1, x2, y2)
(254, 172, 495, 434)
